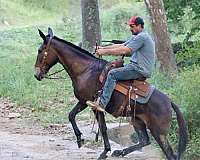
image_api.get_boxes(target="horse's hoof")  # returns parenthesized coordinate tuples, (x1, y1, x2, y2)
(95, 134, 99, 142)
(121, 150, 127, 157)
(77, 139, 84, 148)
(111, 150, 123, 157)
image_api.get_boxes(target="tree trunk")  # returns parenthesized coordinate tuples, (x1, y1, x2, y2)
(81, 0, 101, 53)
(144, 0, 177, 74)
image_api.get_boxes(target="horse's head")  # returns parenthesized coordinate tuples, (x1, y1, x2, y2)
(34, 28, 59, 81)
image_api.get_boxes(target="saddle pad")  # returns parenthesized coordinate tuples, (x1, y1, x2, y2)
(115, 80, 150, 100)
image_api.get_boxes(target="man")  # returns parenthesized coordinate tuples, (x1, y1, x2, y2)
(86, 16, 155, 112)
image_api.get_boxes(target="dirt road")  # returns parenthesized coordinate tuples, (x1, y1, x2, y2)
(0, 97, 163, 160)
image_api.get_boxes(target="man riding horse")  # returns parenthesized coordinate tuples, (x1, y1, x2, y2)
(87, 16, 155, 112)
(34, 16, 187, 159)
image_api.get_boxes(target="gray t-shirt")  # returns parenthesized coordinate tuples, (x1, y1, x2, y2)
(123, 30, 155, 77)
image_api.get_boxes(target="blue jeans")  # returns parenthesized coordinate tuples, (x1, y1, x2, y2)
(100, 63, 144, 108)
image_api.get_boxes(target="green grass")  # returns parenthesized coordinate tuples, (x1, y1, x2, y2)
(0, 0, 68, 30)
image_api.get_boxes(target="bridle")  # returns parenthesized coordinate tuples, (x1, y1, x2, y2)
(40, 37, 65, 80)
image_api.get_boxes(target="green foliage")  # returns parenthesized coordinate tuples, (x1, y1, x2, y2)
(164, 0, 200, 41)
(176, 42, 200, 67)
(169, 66, 200, 159)
(163, 66, 200, 132)
(150, 67, 173, 93)
(164, 0, 200, 21)
(170, 66, 200, 130)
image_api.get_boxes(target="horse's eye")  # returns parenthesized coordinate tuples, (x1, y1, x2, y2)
(38, 46, 44, 53)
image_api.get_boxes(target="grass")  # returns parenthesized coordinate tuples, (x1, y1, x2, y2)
(0, 0, 66, 31)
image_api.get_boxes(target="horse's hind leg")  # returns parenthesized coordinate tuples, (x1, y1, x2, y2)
(68, 102, 87, 148)
(112, 118, 150, 157)
(150, 130, 177, 160)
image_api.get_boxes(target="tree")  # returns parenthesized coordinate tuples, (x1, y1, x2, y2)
(144, 0, 177, 74)
(81, 0, 101, 52)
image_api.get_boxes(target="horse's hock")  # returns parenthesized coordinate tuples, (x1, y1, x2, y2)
(107, 123, 164, 159)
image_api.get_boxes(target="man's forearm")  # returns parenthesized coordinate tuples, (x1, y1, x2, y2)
(100, 44, 123, 49)
(103, 46, 131, 56)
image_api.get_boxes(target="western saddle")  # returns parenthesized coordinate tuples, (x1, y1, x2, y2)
(99, 59, 150, 117)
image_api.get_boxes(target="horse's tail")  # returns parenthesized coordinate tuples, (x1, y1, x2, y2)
(171, 102, 188, 160)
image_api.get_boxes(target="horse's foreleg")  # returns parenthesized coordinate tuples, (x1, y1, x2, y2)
(96, 112, 111, 160)
(112, 118, 150, 157)
(68, 102, 87, 148)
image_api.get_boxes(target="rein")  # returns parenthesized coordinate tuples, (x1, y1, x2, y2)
(94, 42, 102, 99)
(45, 68, 65, 79)
(90, 42, 104, 135)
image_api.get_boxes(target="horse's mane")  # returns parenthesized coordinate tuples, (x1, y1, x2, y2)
(53, 36, 96, 58)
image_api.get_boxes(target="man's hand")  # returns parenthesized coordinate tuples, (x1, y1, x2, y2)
(93, 46, 103, 54)
(96, 48, 107, 56)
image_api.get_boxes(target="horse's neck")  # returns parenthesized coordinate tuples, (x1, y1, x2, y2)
(52, 40, 97, 78)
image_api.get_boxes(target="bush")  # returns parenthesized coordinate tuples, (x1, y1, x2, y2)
(168, 66, 200, 159)
(176, 41, 200, 68)
(170, 66, 200, 130)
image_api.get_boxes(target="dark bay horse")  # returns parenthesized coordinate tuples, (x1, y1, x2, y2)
(34, 28, 188, 160)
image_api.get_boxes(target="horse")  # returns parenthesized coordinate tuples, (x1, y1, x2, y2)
(34, 28, 188, 160)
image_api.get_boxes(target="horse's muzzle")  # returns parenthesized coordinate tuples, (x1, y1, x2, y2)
(34, 67, 44, 81)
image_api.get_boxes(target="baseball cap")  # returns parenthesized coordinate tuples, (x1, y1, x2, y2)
(127, 16, 144, 26)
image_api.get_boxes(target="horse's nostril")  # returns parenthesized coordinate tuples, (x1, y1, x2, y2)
(34, 74, 41, 81)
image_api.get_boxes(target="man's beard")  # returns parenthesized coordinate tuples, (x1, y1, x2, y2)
(131, 30, 139, 35)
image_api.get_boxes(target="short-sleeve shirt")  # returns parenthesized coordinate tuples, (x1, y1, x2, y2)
(123, 30, 155, 78)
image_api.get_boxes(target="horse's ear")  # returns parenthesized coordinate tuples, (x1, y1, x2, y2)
(48, 27, 53, 38)
(38, 29, 46, 42)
